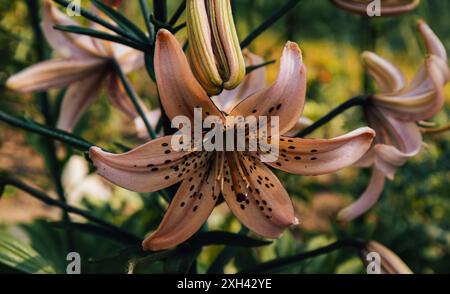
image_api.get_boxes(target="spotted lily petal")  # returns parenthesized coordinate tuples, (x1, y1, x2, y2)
(56, 72, 105, 131)
(6, 58, 105, 93)
(154, 29, 225, 123)
(222, 152, 297, 238)
(41, 0, 99, 58)
(362, 51, 406, 93)
(143, 157, 221, 251)
(213, 50, 267, 113)
(338, 168, 385, 222)
(89, 137, 208, 193)
(230, 42, 307, 135)
(266, 127, 375, 176)
(330, 0, 420, 16)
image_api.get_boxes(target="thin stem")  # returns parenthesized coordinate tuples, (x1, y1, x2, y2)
(239, 239, 366, 273)
(0, 110, 94, 151)
(297, 95, 369, 138)
(26, 0, 73, 248)
(54, 25, 146, 51)
(360, 17, 378, 93)
(169, 0, 187, 26)
(112, 60, 157, 140)
(139, 0, 154, 42)
(0, 177, 141, 244)
(240, 0, 302, 49)
(154, 0, 168, 24)
(52, 0, 143, 45)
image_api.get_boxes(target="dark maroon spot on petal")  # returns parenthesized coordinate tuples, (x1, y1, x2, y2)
(276, 162, 282, 167)
(193, 206, 198, 212)
(295, 156, 301, 160)
(276, 104, 282, 110)
(311, 149, 318, 153)
(240, 204, 245, 210)
(162, 143, 169, 147)
(165, 176, 170, 180)
(311, 157, 317, 161)
(236, 193, 247, 203)
(165, 150, 171, 154)
(165, 160, 172, 164)
(152, 167, 159, 171)
(180, 202, 185, 207)
(262, 200, 267, 205)
(288, 146, 295, 150)
(147, 164, 155, 167)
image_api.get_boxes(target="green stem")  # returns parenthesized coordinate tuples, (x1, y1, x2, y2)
(0, 177, 141, 244)
(112, 60, 157, 140)
(26, 0, 74, 248)
(360, 17, 378, 93)
(139, 0, 154, 43)
(0, 110, 94, 151)
(154, 0, 168, 24)
(169, 0, 187, 26)
(240, 0, 302, 49)
(297, 96, 369, 138)
(239, 239, 366, 273)
(52, 0, 143, 45)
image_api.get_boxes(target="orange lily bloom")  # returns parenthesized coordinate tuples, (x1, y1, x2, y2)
(6, 1, 146, 131)
(339, 20, 449, 222)
(90, 29, 375, 251)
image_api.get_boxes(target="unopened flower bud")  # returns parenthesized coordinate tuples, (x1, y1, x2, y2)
(187, 0, 246, 95)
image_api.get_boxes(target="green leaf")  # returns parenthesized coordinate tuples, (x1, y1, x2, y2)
(54, 25, 145, 51)
(0, 231, 57, 274)
(187, 231, 272, 248)
(49, 222, 142, 246)
(91, 0, 149, 42)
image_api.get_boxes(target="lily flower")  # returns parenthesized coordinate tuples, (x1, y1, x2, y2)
(6, 1, 146, 131)
(89, 29, 375, 251)
(338, 20, 449, 222)
(186, 0, 246, 95)
(330, 0, 420, 16)
(359, 241, 413, 274)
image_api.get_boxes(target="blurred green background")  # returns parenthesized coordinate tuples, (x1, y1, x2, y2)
(0, 0, 449, 274)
